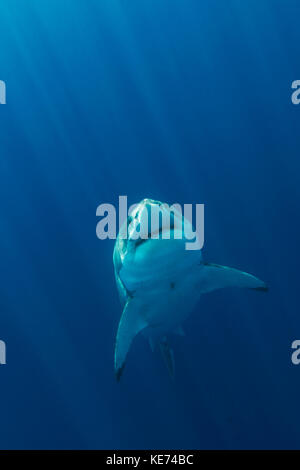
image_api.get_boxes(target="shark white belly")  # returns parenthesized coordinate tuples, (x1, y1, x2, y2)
(113, 198, 267, 380)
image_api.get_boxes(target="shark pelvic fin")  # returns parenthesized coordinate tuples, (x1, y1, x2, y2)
(114, 298, 148, 381)
(160, 337, 175, 380)
(201, 263, 268, 293)
(173, 325, 185, 336)
(148, 336, 156, 352)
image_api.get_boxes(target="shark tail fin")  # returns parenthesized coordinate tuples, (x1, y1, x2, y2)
(159, 337, 175, 380)
(114, 298, 148, 381)
(201, 262, 268, 294)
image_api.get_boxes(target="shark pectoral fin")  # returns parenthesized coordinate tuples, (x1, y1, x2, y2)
(114, 298, 148, 381)
(201, 263, 268, 294)
(160, 337, 175, 380)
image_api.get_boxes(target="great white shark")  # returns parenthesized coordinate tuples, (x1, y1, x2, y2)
(113, 198, 267, 380)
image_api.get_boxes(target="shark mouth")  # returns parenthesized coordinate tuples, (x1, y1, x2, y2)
(134, 223, 176, 248)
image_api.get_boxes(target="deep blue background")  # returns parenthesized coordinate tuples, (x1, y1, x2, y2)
(0, 0, 300, 449)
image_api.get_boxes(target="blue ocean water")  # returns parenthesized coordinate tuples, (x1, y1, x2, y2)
(0, 0, 300, 450)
